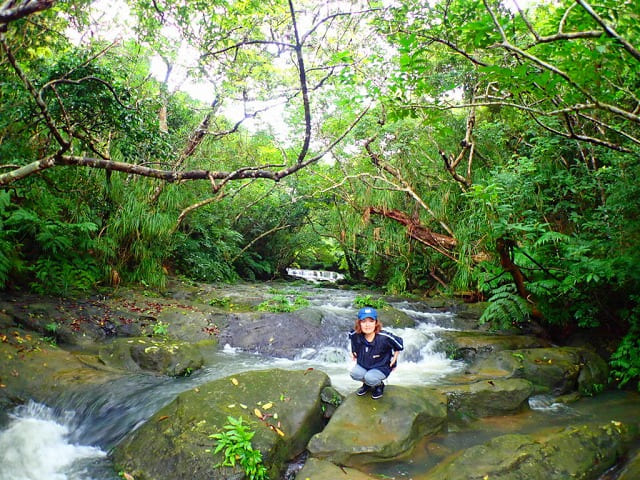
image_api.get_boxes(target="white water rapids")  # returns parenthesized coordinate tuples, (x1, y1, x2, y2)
(0, 287, 464, 480)
(0, 402, 108, 480)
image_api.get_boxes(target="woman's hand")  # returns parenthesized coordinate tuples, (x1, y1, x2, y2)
(390, 351, 399, 369)
(351, 352, 357, 361)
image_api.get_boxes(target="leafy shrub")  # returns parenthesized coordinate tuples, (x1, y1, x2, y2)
(610, 303, 640, 391)
(209, 297, 232, 308)
(210, 416, 268, 480)
(152, 321, 169, 337)
(353, 295, 388, 309)
(257, 294, 310, 312)
(479, 284, 531, 331)
(172, 221, 241, 283)
(1, 198, 102, 294)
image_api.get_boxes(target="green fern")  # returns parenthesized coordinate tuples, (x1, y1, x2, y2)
(479, 285, 531, 330)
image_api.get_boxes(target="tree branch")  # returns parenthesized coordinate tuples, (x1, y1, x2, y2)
(576, 0, 640, 63)
(0, 0, 55, 28)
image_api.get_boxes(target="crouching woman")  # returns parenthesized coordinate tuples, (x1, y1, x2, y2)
(349, 306, 404, 399)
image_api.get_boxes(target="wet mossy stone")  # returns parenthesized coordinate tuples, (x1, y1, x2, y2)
(438, 331, 551, 361)
(295, 457, 377, 480)
(379, 307, 415, 328)
(618, 448, 640, 480)
(423, 421, 636, 480)
(0, 329, 118, 408)
(98, 337, 203, 376)
(113, 368, 331, 480)
(307, 386, 447, 466)
(469, 347, 608, 395)
(217, 311, 325, 358)
(439, 378, 534, 418)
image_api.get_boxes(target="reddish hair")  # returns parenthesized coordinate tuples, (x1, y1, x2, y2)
(354, 318, 382, 334)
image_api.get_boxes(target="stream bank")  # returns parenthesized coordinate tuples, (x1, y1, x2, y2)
(0, 278, 639, 480)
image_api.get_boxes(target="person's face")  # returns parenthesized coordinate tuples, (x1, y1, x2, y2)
(359, 317, 377, 334)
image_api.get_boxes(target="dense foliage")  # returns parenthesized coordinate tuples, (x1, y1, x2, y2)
(1, 0, 639, 389)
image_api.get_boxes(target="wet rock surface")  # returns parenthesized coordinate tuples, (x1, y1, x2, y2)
(307, 386, 447, 466)
(113, 369, 331, 480)
(0, 280, 637, 480)
(418, 421, 636, 480)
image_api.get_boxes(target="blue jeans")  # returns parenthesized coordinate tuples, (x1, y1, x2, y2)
(350, 364, 387, 387)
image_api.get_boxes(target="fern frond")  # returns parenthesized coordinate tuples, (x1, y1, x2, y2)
(479, 287, 531, 330)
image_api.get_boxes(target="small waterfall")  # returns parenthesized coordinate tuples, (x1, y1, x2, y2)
(286, 268, 345, 283)
(0, 285, 462, 479)
(0, 402, 111, 480)
(271, 316, 462, 393)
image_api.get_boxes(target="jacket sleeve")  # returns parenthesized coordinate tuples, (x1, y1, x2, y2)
(348, 330, 357, 354)
(382, 330, 404, 351)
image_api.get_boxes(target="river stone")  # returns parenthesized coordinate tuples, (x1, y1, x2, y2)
(617, 449, 640, 480)
(217, 310, 326, 358)
(295, 457, 377, 480)
(420, 421, 635, 480)
(379, 307, 415, 328)
(307, 386, 447, 466)
(0, 327, 119, 410)
(98, 337, 204, 376)
(439, 378, 534, 418)
(0, 299, 108, 345)
(113, 368, 331, 480)
(468, 347, 608, 395)
(438, 331, 551, 361)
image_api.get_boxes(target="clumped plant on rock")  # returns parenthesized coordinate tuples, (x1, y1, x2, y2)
(353, 295, 388, 309)
(152, 321, 169, 337)
(210, 416, 269, 480)
(257, 294, 309, 313)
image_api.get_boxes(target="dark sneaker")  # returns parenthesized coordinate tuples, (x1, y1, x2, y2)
(371, 382, 385, 399)
(356, 384, 371, 396)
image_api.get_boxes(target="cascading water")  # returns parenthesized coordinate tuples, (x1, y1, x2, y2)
(0, 402, 110, 480)
(285, 268, 345, 283)
(0, 286, 462, 480)
(6, 283, 637, 480)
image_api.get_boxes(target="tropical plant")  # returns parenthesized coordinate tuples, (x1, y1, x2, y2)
(210, 416, 269, 480)
(257, 294, 310, 313)
(353, 295, 388, 310)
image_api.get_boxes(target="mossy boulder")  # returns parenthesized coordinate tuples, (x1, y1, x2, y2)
(113, 369, 331, 480)
(307, 386, 447, 466)
(420, 422, 636, 480)
(217, 311, 325, 358)
(154, 307, 223, 343)
(438, 331, 551, 361)
(469, 347, 608, 395)
(618, 449, 640, 480)
(0, 327, 119, 414)
(295, 458, 377, 480)
(98, 337, 204, 376)
(0, 299, 108, 346)
(439, 378, 534, 419)
(319, 385, 344, 420)
(379, 307, 415, 328)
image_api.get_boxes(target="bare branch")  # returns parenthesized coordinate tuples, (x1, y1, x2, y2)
(1, 36, 69, 151)
(513, 0, 602, 48)
(288, 0, 312, 165)
(364, 137, 455, 237)
(201, 40, 296, 59)
(0, 0, 55, 28)
(230, 223, 292, 264)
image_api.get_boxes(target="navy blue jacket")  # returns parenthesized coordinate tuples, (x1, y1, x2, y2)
(349, 329, 404, 376)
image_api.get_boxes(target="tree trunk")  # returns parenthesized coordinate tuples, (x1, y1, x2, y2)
(496, 237, 547, 328)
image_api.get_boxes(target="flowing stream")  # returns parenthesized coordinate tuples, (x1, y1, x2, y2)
(0, 284, 638, 480)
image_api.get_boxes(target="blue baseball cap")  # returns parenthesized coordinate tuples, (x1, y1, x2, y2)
(357, 307, 378, 320)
